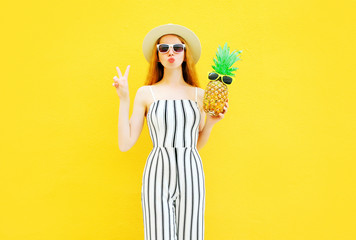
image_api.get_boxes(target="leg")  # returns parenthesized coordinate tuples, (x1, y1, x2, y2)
(175, 149, 205, 240)
(142, 148, 179, 240)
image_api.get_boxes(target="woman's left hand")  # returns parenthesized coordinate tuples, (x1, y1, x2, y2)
(206, 100, 229, 125)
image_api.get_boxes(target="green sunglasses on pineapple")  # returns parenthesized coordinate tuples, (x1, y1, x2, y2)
(208, 72, 234, 85)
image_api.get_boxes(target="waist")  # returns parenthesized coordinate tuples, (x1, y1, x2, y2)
(152, 145, 197, 149)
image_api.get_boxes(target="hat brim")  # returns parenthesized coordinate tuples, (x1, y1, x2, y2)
(142, 23, 201, 64)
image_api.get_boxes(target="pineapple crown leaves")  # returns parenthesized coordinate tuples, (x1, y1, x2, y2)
(212, 42, 242, 77)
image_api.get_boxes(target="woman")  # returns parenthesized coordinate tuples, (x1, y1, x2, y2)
(112, 23, 228, 240)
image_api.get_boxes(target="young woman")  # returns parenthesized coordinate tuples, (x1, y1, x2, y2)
(112, 23, 228, 240)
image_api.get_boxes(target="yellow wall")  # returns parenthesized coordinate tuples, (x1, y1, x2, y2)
(1, 0, 355, 239)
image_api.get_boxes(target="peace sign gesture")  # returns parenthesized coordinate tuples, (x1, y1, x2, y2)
(112, 65, 130, 100)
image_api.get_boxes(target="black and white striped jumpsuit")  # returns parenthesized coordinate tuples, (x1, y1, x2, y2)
(141, 85, 206, 240)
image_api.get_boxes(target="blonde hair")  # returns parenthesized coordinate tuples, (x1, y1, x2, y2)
(144, 35, 200, 87)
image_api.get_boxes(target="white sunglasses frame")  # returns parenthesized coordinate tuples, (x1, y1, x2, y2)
(156, 43, 186, 53)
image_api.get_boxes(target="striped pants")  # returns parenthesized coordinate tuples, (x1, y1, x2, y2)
(141, 147, 206, 240)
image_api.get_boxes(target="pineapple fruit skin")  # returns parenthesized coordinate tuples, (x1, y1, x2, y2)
(203, 80, 228, 116)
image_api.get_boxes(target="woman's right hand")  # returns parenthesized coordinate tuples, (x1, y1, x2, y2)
(113, 65, 130, 100)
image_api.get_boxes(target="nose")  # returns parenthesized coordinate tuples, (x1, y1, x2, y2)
(168, 46, 174, 55)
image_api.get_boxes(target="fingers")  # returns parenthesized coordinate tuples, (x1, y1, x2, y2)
(116, 65, 130, 79)
(124, 65, 130, 78)
(116, 66, 123, 78)
(113, 65, 129, 88)
(222, 101, 229, 114)
(112, 76, 119, 88)
(114, 66, 122, 88)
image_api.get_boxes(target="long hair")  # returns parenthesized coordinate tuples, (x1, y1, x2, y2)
(144, 35, 200, 87)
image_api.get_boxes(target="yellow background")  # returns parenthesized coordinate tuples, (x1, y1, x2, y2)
(1, 0, 355, 239)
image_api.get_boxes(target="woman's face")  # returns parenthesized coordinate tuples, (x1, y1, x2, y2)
(157, 34, 185, 69)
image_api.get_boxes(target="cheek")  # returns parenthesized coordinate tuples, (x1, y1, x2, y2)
(178, 53, 185, 61)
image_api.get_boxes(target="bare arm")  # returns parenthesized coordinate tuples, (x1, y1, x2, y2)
(118, 87, 146, 152)
(197, 110, 213, 151)
(196, 88, 229, 151)
(118, 87, 147, 151)
(113, 65, 147, 152)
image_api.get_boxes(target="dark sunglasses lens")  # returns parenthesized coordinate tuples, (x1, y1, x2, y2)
(222, 76, 233, 84)
(173, 44, 184, 52)
(208, 72, 219, 80)
(158, 44, 169, 52)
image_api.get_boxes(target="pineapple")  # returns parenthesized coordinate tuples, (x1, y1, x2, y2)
(203, 43, 242, 116)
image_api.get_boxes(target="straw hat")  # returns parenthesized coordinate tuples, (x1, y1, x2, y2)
(142, 23, 201, 64)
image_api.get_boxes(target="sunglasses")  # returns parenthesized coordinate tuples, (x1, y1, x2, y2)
(157, 43, 185, 53)
(208, 72, 234, 85)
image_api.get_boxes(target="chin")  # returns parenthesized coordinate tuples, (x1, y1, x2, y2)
(165, 65, 182, 69)
(165, 61, 183, 68)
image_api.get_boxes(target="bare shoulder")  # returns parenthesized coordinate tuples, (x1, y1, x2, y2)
(135, 85, 154, 115)
(132, 86, 150, 106)
(196, 87, 205, 100)
(196, 87, 205, 111)
(136, 85, 150, 96)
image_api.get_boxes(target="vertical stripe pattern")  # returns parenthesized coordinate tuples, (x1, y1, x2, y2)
(141, 89, 206, 240)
